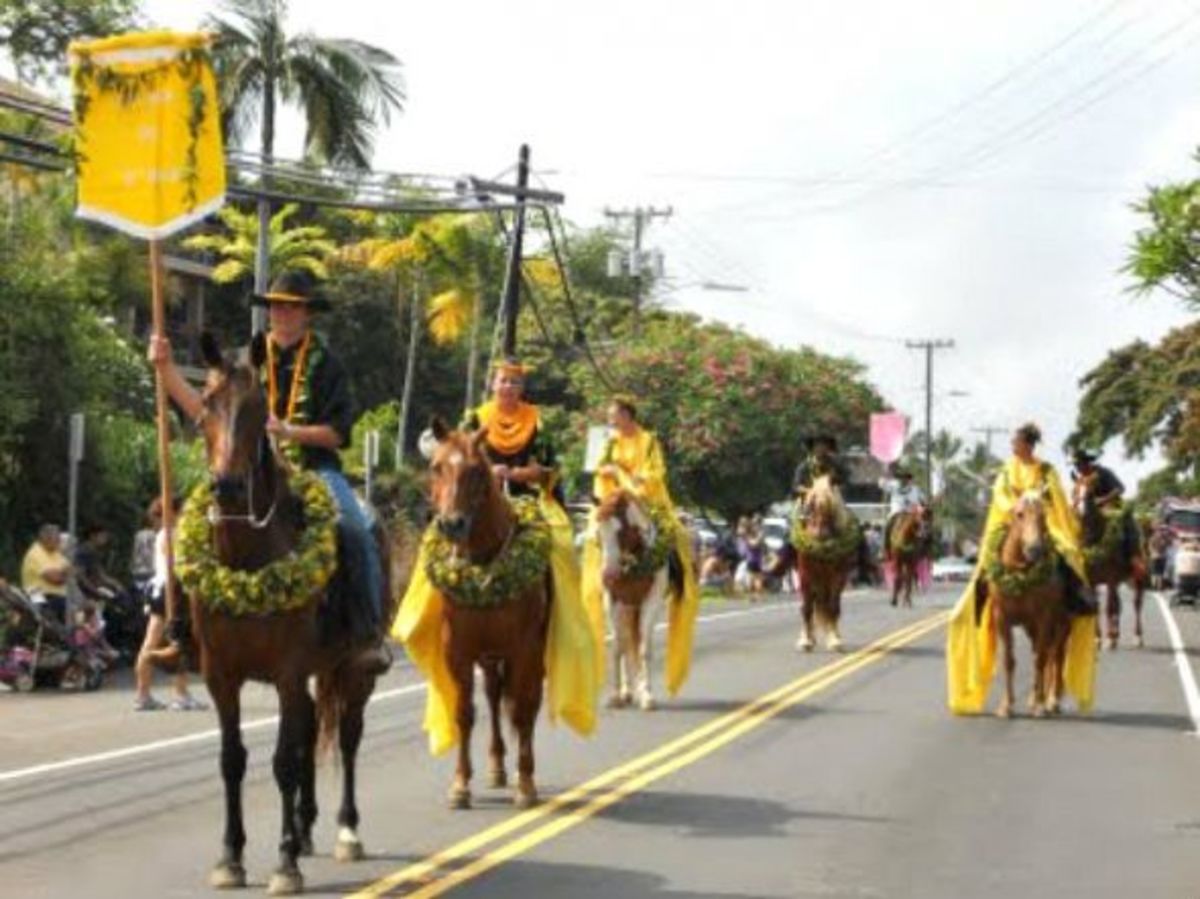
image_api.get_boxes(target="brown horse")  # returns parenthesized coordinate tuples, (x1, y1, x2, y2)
(190, 334, 400, 896)
(1075, 477, 1146, 650)
(988, 491, 1071, 718)
(794, 476, 856, 652)
(594, 489, 674, 711)
(427, 419, 550, 810)
(888, 506, 930, 608)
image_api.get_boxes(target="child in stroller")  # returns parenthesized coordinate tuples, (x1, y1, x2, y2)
(0, 581, 106, 691)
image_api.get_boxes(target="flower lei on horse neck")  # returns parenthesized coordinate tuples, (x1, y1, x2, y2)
(175, 470, 338, 617)
(424, 496, 551, 607)
(617, 503, 677, 579)
(791, 503, 860, 562)
(1081, 504, 1132, 569)
(984, 522, 1056, 597)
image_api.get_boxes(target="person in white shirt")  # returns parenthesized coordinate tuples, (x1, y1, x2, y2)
(880, 467, 926, 560)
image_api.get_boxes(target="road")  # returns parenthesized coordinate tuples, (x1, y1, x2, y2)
(2, 584, 1199, 898)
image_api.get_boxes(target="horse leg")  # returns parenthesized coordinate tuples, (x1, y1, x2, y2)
(333, 677, 370, 863)
(447, 651, 475, 810)
(1105, 581, 1120, 651)
(1133, 575, 1145, 648)
(294, 687, 317, 858)
(996, 617, 1015, 719)
(267, 678, 308, 896)
(208, 676, 248, 890)
(825, 579, 844, 652)
(637, 583, 664, 711)
(796, 584, 815, 651)
(508, 647, 545, 809)
(483, 661, 508, 788)
(1029, 628, 1048, 718)
(904, 565, 915, 609)
(608, 604, 635, 707)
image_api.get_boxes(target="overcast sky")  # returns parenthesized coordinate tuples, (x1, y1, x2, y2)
(136, 0, 1200, 483)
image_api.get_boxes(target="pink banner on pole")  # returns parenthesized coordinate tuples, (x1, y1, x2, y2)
(870, 412, 908, 464)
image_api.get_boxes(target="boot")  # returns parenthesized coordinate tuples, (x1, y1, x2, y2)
(352, 637, 393, 675)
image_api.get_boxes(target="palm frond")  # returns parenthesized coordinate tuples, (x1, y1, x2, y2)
(210, 258, 251, 284)
(427, 289, 472, 345)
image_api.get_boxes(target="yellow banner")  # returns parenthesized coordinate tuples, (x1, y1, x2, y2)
(70, 31, 225, 239)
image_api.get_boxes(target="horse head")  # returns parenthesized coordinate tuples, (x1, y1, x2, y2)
(427, 417, 499, 546)
(1010, 488, 1051, 566)
(197, 332, 273, 511)
(595, 489, 651, 589)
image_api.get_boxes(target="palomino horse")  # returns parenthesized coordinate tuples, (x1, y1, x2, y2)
(427, 420, 550, 809)
(987, 490, 1071, 718)
(794, 476, 857, 651)
(189, 335, 399, 896)
(1076, 478, 1146, 650)
(887, 506, 931, 608)
(594, 489, 678, 711)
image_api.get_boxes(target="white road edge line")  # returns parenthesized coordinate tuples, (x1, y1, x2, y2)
(0, 596, 814, 786)
(1153, 591, 1200, 737)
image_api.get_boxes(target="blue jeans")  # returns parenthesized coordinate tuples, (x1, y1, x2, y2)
(316, 468, 382, 634)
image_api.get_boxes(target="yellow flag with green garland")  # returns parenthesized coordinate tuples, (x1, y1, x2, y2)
(69, 31, 225, 239)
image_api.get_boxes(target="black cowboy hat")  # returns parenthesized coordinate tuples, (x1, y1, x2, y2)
(805, 434, 838, 451)
(250, 270, 332, 311)
(1072, 447, 1098, 465)
(893, 464, 912, 479)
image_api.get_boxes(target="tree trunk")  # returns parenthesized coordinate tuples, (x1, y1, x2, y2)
(396, 270, 421, 467)
(463, 280, 483, 414)
(252, 68, 276, 334)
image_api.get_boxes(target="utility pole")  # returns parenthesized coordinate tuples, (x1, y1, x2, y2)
(906, 338, 955, 496)
(498, 145, 531, 357)
(604, 206, 672, 337)
(971, 425, 1006, 459)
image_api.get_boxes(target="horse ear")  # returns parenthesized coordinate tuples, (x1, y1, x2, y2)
(430, 416, 451, 443)
(248, 331, 268, 370)
(200, 331, 224, 370)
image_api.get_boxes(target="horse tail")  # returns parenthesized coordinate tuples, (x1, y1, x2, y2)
(315, 667, 344, 762)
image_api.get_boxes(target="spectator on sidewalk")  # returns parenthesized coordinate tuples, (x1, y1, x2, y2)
(21, 524, 72, 626)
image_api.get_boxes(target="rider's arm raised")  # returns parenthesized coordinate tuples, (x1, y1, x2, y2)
(147, 336, 203, 423)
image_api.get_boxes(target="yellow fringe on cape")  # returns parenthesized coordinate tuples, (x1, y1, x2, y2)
(391, 493, 601, 756)
(946, 577, 1097, 715)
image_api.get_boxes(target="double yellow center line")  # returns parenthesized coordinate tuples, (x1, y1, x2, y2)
(349, 610, 947, 898)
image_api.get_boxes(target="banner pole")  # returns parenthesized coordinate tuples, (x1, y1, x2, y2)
(149, 238, 178, 628)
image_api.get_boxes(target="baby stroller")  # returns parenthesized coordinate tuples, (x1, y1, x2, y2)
(0, 584, 105, 691)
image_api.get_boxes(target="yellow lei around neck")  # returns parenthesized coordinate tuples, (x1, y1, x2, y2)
(476, 400, 540, 456)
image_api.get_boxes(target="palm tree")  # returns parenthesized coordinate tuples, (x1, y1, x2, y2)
(340, 214, 487, 466)
(182, 203, 335, 284)
(206, 0, 404, 316)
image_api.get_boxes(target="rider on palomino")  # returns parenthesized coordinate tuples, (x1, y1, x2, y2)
(393, 358, 601, 755)
(584, 395, 701, 696)
(880, 465, 926, 561)
(946, 422, 1099, 714)
(1070, 448, 1143, 573)
(791, 434, 849, 498)
(149, 270, 389, 672)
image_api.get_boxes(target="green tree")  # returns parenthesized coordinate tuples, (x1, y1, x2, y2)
(0, 0, 138, 83)
(181, 202, 335, 284)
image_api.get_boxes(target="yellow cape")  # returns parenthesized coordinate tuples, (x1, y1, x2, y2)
(946, 457, 1097, 714)
(391, 492, 602, 756)
(584, 428, 701, 695)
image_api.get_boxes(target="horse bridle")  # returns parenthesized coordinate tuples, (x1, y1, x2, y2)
(206, 422, 281, 531)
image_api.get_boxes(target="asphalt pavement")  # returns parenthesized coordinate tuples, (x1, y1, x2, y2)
(2, 584, 1198, 898)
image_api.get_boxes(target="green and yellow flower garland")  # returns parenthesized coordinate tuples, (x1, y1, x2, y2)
(424, 496, 551, 607)
(1082, 505, 1131, 569)
(618, 503, 677, 579)
(175, 469, 338, 616)
(984, 523, 1055, 597)
(791, 513, 860, 563)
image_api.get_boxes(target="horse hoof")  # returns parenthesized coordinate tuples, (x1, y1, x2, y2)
(995, 704, 1012, 719)
(1031, 705, 1047, 719)
(514, 787, 539, 809)
(638, 693, 657, 711)
(606, 693, 631, 709)
(334, 839, 366, 863)
(488, 768, 508, 789)
(209, 862, 247, 890)
(267, 869, 304, 896)
(826, 636, 844, 652)
(448, 786, 472, 810)
(795, 636, 814, 653)
(1135, 635, 1145, 649)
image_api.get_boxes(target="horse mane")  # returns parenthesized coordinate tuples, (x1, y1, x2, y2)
(808, 475, 851, 531)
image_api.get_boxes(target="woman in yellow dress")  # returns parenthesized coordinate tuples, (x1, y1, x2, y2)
(583, 395, 701, 697)
(392, 359, 601, 755)
(946, 422, 1098, 715)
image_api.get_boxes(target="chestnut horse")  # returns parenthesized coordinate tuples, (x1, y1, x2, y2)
(988, 491, 1071, 718)
(594, 489, 675, 711)
(190, 335, 400, 896)
(794, 476, 857, 652)
(1076, 478, 1146, 650)
(427, 420, 550, 809)
(887, 506, 930, 609)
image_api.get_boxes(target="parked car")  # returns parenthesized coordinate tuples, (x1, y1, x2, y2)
(761, 517, 791, 553)
(931, 556, 973, 583)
